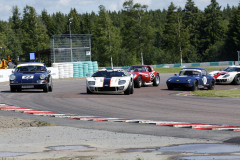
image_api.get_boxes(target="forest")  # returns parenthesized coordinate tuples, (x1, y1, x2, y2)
(0, 0, 240, 67)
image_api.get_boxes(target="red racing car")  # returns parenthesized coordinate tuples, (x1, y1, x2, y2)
(127, 65, 160, 88)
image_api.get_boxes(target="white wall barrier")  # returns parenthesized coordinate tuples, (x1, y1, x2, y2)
(0, 68, 59, 83)
(0, 69, 14, 82)
(47, 67, 59, 79)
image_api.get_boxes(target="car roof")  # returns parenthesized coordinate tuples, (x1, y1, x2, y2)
(131, 65, 149, 67)
(17, 62, 45, 67)
(229, 65, 240, 68)
(182, 67, 205, 70)
(99, 69, 124, 72)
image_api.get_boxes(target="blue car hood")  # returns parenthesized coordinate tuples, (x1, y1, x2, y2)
(15, 72, 42, 83)
(167, 76, 198, 83)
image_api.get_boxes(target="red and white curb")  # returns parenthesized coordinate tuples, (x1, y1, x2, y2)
(0, 103, 239, 132)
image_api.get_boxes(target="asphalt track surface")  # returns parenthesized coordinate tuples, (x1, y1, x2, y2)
(1, 73, 240, 143)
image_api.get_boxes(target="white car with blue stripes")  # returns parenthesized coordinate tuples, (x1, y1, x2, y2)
(86, 69, 134, 95)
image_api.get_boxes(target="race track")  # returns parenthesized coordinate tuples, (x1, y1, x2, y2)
(1, 73, 240, 142)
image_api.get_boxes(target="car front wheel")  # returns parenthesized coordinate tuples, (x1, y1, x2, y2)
(153, 74, 160, 86)
(190, 80, 198, 91)
(10, 86, 16, 92)
(124, 83, 132, 95)
(43, 84, 49, 92)
(134, 76, 142, 88)
(208, 80, 215, 90)
(233, 75, 240, 85)
(87, 87, 92, 94)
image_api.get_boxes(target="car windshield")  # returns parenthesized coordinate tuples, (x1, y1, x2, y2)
(92, 71, 127, 78)
(179, 70, 201, 76)
(16, 65, 46, 72)
(224, 67, 240, 72)
(128, 66, 146, 72)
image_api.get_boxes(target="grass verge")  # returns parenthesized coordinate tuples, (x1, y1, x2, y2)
(192, 89, 240, 97)
(154, 66, 226, 73)
(32, 120, 56, 127)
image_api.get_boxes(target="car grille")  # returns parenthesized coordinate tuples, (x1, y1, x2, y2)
(216, 79, 227, 82)
(97, 87, 118, 91)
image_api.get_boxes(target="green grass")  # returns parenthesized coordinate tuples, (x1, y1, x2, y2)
(32, 120, 56, 126)
(192, 89, 240, 97)
(154, 66, 226, 73)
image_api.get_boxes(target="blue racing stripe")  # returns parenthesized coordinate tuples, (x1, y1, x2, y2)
(103, 78, 111, 87)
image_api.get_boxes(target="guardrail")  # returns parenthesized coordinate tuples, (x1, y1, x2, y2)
(152, 61, 235, 68)
(0, 61, 237, 82)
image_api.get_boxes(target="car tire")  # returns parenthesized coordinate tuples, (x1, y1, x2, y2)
(208, 80, 215, 90)
(87, 87, 92, 94)
(124, 83, 131, 95)
(191, 80, 198, 91)
(233, 74, 240, 85)
(153, 74, 160, 86)
(134, 76, 142, 88)
(43, 84, 49, 92)
(130, 82, 134, 94)
(48, 79, 53, 92)
(10, 86, 16, 92)
(48, 85, 53, 92)
(167, 85, 174, 90)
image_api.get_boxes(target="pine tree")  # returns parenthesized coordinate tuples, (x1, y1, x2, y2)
(225, 3, 240, 60)
(182, 0, 200, 62)
(92, 5, 121, 67)
(22, 5, 49, 61)
(121, 0, 154, 65)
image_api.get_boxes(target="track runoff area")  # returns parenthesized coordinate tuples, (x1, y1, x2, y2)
(1, 103, 240, 132)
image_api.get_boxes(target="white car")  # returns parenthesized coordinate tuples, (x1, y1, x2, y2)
(86, 69, 134, 95)
(209, 65, 240, 84)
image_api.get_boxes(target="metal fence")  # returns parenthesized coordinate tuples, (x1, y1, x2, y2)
(51, 34, 92, 63)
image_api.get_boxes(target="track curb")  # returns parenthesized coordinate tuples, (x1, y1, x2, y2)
(0, 103, 239, 132)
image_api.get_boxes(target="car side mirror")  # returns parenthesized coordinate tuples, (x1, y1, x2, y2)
(174, 74, 177, 76)
(47, 70, 51, 74)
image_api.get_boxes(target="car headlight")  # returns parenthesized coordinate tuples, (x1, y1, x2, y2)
(186, 79, 191, 82)
(88, 81, 95, 85)
(40, 74, 47, 79)
(9, 74, 16, 81)
(118, 80, 126, 85)
(133, 74, 137, 79)
(168, 79, 172, 82)
(223, 74, 230, 78)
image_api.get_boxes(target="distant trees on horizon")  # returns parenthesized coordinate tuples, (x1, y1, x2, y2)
(0, 0, 240, 67)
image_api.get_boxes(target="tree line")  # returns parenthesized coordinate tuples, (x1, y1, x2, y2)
(0, 0, 240, 67)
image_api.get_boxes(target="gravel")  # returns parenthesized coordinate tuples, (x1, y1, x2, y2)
(0, 116, 218, 160)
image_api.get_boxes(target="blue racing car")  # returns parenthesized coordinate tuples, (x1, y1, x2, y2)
(9, 62, 53, 92)
(166, 67, 215, 91)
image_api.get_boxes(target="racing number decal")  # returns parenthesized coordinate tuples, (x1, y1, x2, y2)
(202, 76, 207, 85)
(150, 73, 155, 80)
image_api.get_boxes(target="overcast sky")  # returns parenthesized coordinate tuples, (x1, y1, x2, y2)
(0, 0, 239, 21)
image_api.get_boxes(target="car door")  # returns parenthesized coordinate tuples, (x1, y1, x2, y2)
(140, 67, 151, 83)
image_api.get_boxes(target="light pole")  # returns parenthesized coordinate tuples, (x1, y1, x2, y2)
(69, 18, 73, 62)
(238, 51, 240, 65)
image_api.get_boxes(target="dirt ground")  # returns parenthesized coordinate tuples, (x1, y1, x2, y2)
(0, 116, 41, 128)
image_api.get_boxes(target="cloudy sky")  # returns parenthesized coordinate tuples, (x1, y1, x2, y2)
(0, 0, 239, 21)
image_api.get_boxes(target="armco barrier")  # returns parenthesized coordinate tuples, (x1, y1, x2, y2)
(0, 61, 236, 82)
(157, 61, 235, 68)
(101, 61, 236, 70)
(0, 67, 59, 83)
(0, 69, 14, 82)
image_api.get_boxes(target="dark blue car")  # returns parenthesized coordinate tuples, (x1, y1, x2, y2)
(9, 62, 53, 92)
(166, 67, 215, 91)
